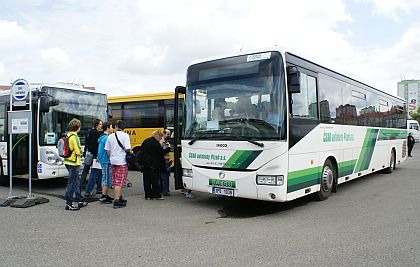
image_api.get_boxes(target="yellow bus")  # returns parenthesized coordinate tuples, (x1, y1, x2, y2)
(108, 92, 183, 169)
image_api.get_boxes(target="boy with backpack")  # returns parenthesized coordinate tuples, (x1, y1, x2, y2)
(98, 122, 114, 203)
(60, 118, 88, 211)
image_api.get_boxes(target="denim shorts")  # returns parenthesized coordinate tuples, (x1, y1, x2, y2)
(101, 163, 112, 187)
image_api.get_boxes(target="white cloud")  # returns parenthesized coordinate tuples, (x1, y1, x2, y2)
(370, 0, 420, 19)
(0, 0, 419, 97)
(0, 20, 26, 43)
(40, 47, 69, 65)
(0, 20, 46, 48)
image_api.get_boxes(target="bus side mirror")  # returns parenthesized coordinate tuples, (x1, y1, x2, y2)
(107, 104, 113, 118)
(287, 66, 301, 94)
(39, 96, 59, 113)
(175, 86, 186, 94)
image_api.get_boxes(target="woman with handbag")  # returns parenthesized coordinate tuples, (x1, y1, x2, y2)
(141, 130, 170, 200)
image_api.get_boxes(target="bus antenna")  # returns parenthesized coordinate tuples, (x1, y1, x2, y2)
(240, 40, 245, 52)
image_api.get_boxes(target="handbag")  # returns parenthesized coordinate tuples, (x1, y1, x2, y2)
(115, 131, 135, 165)
(84, 151, 93, 166)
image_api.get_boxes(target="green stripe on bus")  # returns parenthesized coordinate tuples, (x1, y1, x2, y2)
(223, 150, 262, 169)
(287, 178, 319, 193)
(287, 166, 320, 193)
(223, 151, 244, 168)
(287, 158, 357, 193)
(338, 159, 357, 177)
(238, 151, 262, 169)
(354, 129, 379, 173)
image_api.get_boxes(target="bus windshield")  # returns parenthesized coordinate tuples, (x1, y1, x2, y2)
(184, 51, 287, 141)
(39, 87, 107, 146)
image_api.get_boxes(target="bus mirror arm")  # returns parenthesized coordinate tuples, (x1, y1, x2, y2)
(39, 95, 59, 113)
(287, 66, 301, 94)
(107, 104, 113, 119)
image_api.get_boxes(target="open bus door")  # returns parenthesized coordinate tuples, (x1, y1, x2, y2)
(173, 86, 185, 190)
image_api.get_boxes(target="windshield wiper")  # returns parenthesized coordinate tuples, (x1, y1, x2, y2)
(188, 133, 212, 145)
(188, 132, 264, 147)
(225, 135, 264, 147)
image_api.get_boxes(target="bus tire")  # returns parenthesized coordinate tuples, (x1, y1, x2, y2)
(314, 159, 335, 201)
(383, 149, 395, 174)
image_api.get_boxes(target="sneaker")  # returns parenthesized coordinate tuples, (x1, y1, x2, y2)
(100, 195, 113, 204)
(65, 204, 80, 211)
(113, 200, 125, 209)
(99, 195, 107, 202)
(163, 192, 170, 196)
(119, 196, 127, 205)
(78, 201, 88, 208)
(84, 192, 96, 198)
(185, 192, 194, 199)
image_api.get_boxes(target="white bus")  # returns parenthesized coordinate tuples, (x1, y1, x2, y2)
(179, 49, 407, 202)
(0, 83, 108, 185)
(407, 119, 419, 142)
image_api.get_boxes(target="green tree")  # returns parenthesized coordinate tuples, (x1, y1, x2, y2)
(409, 106, 420, 122)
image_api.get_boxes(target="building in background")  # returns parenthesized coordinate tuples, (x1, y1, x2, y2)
(398, 80, 420, 115)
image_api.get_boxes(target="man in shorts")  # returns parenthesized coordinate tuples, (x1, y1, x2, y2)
(104, 120, 132, 209)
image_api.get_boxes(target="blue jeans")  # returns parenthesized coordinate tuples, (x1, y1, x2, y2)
(101, 163, 112, 188)
(161, 166, 171, 194)
(86, 168, 102, 194)
(65, 165, 83, 205)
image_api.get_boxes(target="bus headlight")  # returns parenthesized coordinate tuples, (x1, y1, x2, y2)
(256, 175, 284, 186)
(182, 168, 193, 177)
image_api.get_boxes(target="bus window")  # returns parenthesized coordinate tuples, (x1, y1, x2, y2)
(291, 73, 317, 118)
(319, 73, 342, 123)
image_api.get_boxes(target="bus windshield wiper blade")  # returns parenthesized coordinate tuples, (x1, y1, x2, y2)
(225, 135, 264, 147)
(188, 133, 211, 145)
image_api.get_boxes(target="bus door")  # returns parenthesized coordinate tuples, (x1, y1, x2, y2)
(173, 86, 185, 190)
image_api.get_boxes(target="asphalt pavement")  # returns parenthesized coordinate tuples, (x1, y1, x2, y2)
(0, 147, 419, 266)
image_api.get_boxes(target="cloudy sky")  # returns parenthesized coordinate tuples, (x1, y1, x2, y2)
(0, 0, 419, 96)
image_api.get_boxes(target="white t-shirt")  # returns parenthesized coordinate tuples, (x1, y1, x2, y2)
(104, 131, 131, 165)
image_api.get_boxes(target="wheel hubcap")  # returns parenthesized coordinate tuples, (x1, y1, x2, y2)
(321, 166, 334, 192)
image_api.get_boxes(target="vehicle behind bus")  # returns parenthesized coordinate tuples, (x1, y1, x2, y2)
(0, 83, 108, 185)
(108, 92, 183, 170)
(407, 119, 420, 142)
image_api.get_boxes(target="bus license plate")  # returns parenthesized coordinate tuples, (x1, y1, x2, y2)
(212, 187, 234, 197)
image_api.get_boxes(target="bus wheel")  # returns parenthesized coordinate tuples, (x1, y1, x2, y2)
(314, 159, 335, 201)
(383, 150, 395, 174)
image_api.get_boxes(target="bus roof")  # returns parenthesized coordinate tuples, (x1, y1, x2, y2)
(108, 92, 177, 103)
(0, 82, 105, 96)
(188, 47, 404, 102)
